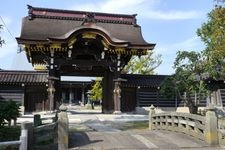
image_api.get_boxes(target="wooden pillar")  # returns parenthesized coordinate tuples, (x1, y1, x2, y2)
(113, 79, 122, 114)
(136, 86, 140, 107)
(54, 70, 61, 109)
(62, 92, 66, 103)
(21, 83, 25, 115)
(47, 77, 56, 111)
(113, 78, 127, 114)
(47, 49, 56, 111)
(47, 75, 61, 111)
(69, 85, 74, 106)
(81, 86, 85, 105)
(102, 70, 114, 113)
(47, 49, 61, 111)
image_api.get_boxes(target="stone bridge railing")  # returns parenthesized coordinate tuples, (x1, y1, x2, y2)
(33, 104, 69, 150)
(218, 119, 225, 145)
(0, 123, 30, 150)
(0, 104, 69, 150)
(149, 105, 220, 145)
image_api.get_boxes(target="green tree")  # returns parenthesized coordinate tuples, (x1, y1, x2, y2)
(0, 102, 5, 127)
(161, 1, 225, 113)
(197, 4, 225, 79)
(0, 100, 20, 127)
(123, 52, 162, 75)
(159, 75, 177, 99)
(0, 25, 4, 47)
(89, 78, 102, 102)
(160, 51, 207, 114)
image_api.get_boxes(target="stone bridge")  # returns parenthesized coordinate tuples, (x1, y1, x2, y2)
(69, 129, 219, 149)
(15, 105, 225, 149)
(149, 105, 225, 147)
(66, 106, 224, 149)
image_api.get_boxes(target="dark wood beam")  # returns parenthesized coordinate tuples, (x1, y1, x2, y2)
(54, 58, 113, 67)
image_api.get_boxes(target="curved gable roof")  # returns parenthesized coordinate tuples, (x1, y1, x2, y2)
(17, 5, 155, 49)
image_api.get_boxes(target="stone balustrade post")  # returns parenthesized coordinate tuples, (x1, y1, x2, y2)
(58, 104, 69, 150)
(34, 114, 41, 127)
(20, 122, 33, 150)
(204, 104, 218, 145)
(149, 105, 155, 130)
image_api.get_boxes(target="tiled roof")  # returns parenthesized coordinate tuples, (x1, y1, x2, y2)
(121, 74, 169, 88)
(0, 70, 48, 85)
(16, 5, 155, 49)
(27, 5, 136, 25)
(0, 70, 168, 88)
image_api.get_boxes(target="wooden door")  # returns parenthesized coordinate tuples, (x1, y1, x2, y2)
(121, 87, 136, 112)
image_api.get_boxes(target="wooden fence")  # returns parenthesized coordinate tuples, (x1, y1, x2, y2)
(0, 104, 69, 150)
(33, 116, 58, 150)
(0, 122, 32, 150)
(32, 104, 68, 150)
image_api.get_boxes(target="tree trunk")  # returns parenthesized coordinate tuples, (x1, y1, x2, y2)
(186, 93, 198, 114)
(13, 119, 17, 126)
(188, 105, 198, 114)
(8, 120, 11, 127)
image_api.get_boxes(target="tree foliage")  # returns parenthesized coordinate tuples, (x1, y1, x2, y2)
(0, 100, 20, 127)
(160, 51, 207, 113)
(123, 52, 162, 75)
(197, 4, 225, 79)
(159, 75, 177, 99)
(89, 78, 102, 102)
(0, 25, 4, 47)
(160, 2, 225, 114)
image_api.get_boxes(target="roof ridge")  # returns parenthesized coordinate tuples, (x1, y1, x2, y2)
(121, 74, 169, 77)
(27, 5, 136, 18)
(0, 70, 47, 74)
(27, 5, 137, 25)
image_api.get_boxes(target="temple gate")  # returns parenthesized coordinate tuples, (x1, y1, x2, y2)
(16, 5, 155, 113)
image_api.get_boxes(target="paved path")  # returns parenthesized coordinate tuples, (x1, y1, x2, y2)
(66, 107, 223, 150)
(17, 106, 225, 150)
(69, 130, 223, 150)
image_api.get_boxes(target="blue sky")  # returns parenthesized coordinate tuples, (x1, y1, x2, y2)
(0, 0, 214, 75)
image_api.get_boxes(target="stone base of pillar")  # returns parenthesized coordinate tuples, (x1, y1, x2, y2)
(113, 110, 122, 114)
(102, 109, 114, 114)
(85, 103, 93, 110)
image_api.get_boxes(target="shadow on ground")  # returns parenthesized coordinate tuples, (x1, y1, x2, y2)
(69, 131, 103, 148)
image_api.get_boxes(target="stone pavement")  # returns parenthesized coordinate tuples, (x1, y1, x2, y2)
(69, 130, 223, 150)
(17, 105, 148, 124)
(17, 106, 225, 150)
(66, 106, 224, 150)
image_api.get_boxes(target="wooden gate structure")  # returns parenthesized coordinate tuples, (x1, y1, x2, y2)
(16, 5, 155, 113)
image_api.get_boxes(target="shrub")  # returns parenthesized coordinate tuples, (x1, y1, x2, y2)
(0, 100, 20, 127)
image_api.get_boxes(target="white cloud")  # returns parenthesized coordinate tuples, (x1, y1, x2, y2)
(69, 0, 151, 13)
(155, 36, 204, 54)
(69, 0, 202, 20)
(145, 10, 201, 20)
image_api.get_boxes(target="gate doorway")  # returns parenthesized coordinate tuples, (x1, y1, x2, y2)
(16, 5, 155, 113)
